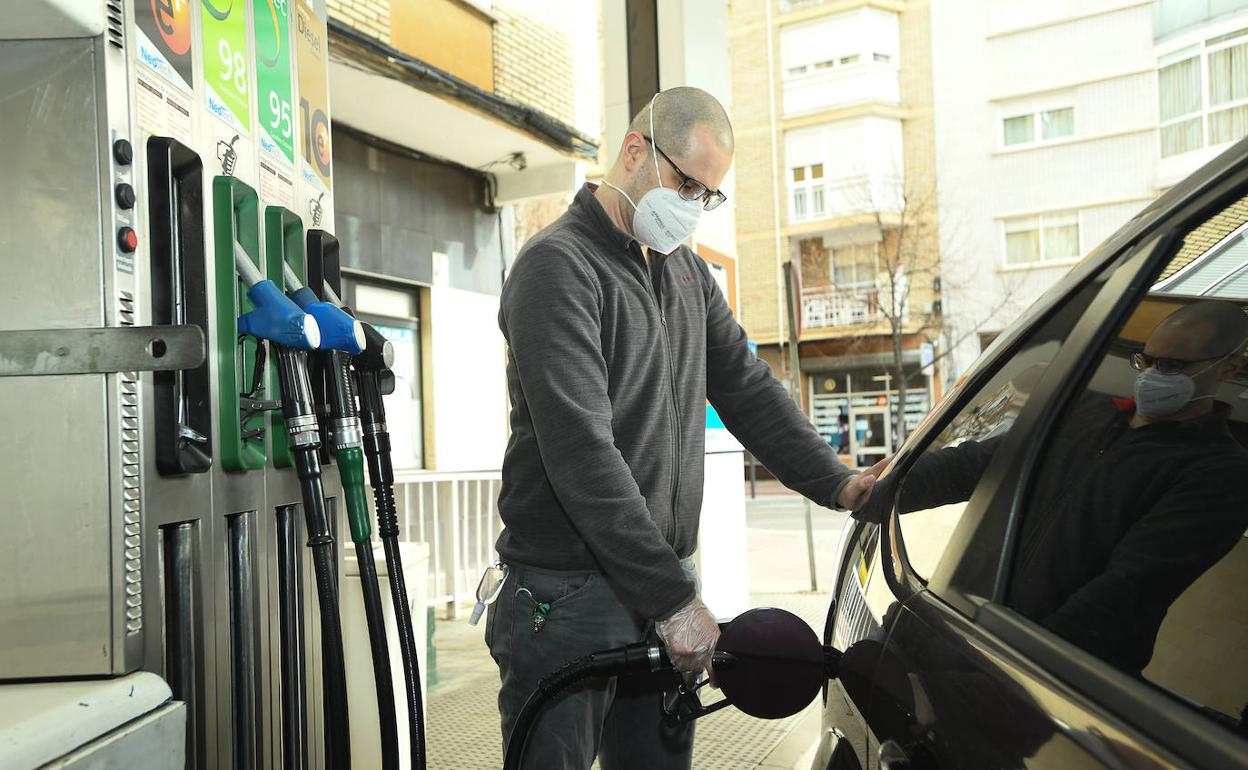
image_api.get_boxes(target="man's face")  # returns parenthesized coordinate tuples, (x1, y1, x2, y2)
(627, 124, 733, 202)
(1143, 320, 1243, 392)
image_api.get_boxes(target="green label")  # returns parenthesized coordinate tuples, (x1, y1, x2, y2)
(253, 0, 295, 163)
(200, 0, 252, 134)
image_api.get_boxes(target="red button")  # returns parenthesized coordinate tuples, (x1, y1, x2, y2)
(118, 227, 138, 253)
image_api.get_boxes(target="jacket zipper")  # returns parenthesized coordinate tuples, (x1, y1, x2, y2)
(639, 253, 681, 543)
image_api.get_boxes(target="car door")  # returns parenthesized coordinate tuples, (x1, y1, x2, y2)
(813, 204, 1161, 770)
(859, 141, 1248, 768)
(817, 517, 890, 770)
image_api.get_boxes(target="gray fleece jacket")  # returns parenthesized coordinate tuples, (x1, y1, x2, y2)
(496, 183, 854, 621)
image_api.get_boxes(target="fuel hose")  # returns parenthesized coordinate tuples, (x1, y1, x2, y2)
(327, 349, 400, 770)
(357, 363, 427, 770)
(274, 346, 351, 769)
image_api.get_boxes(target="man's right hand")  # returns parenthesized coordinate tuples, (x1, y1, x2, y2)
(837, 456, 892, 510)
(655, 595, 720, 674)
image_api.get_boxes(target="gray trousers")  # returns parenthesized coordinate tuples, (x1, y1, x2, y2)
(486, 560, 697, 770)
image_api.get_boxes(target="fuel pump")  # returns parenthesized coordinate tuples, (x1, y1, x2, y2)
(230, 243, 352, 769)
(322, 281, 428, 770)
(281, 264, 401, 769)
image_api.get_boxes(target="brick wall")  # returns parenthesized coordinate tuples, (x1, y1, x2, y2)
(492, 1, 576, 127)
(729, 0, 784, 341)
(328, 0, 390, 44)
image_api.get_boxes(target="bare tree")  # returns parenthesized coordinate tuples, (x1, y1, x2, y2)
(796, 172, 1023, 447)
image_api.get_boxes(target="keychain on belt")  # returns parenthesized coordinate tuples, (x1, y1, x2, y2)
(516, 586, 551, 633)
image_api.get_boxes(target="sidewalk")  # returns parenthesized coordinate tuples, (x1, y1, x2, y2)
(424, 488, 835, 770)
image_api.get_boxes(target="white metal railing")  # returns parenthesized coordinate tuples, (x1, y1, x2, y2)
(388, 468, 503, 618)
(801, 287, 881, 328)
(789, 174, 905, 224)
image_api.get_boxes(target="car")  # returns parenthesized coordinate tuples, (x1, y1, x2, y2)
(813, 137, 1248, 770)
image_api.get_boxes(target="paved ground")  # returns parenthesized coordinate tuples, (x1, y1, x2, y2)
(424, 483, 847, 770)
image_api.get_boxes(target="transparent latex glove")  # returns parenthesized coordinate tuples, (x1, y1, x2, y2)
(655, 595, 720, 674)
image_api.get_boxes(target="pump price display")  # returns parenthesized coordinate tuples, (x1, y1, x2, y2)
(296, 0, 332, 190)
(200, 0, 252, 135)
(254, 0, 295, 165)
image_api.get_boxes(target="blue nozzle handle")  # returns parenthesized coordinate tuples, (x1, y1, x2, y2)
(288, 286, 365, 355)
(238, 280, 321, 350)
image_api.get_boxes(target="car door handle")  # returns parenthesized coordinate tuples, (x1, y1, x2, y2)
(879, 740, 912, 770)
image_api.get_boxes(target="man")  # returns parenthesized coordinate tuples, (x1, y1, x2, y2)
(890, 299, 1248, 674)
(487, 88, 880, 769)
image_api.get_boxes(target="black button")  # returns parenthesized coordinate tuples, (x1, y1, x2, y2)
(118, 227, 138, 253)
(112, 139, 133, 165)
(115, 183, 136, 210)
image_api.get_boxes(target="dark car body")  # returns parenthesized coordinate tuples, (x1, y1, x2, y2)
(814, 138, 1248, 769)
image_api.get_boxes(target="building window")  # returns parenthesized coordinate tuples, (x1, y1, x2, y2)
(790, 163, 826, 221)
(1003, 107, 1075, 147)
(873, 52, 892, 63)
(1003, 114, 1035, 146)
(341, 277, 425, 469)
(1041, 107, 1075, 139)
(1003, 211, 1080, 266)
(1159, 28, 1248, 158)
(831, 242, 878, 288)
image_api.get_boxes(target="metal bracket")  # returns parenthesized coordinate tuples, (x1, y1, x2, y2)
(0, 326, 206, 376)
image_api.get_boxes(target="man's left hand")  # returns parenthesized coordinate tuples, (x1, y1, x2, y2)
(836, 457, 891, 510)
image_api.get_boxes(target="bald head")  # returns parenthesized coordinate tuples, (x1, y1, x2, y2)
(1153, 299, 1248, 358)
(627, 87, 734, 158)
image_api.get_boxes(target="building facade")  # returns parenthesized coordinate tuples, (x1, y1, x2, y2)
(931, 0, 1248, 381)
(323, 0, 602, 472)
(730, 0, 942, 467)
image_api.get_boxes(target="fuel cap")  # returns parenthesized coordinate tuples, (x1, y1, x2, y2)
(712, 607, 825, 719)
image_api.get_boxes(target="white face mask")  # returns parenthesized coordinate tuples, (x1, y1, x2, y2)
(602, 93, 704, 254)
(1133, 351, 1235, 418)
(1133, 368, 1200, 418)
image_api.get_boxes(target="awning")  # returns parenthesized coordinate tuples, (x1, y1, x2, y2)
(328, 19, 597, 194)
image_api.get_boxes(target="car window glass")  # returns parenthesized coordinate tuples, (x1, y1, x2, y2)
(887, 274, 1109, 581)
(1005, 196, 1248, 731)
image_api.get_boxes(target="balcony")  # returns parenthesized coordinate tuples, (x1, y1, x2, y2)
(789, 173, 905, 225)
(783, 60, 900, 117)
(802, 286, 883, 329)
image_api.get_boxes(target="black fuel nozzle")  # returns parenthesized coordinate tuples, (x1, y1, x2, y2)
(353, 322, 395, 373)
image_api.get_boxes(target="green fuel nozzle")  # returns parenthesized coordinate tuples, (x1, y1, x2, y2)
(324, 348, 370, 545)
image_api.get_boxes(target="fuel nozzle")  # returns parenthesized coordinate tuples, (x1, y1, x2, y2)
(234, 243, 320, 350)
(283, 263, 364, 355)
(319, 280, 394, 372)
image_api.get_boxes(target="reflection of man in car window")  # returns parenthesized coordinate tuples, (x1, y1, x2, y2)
(894, 299, 1248, 675)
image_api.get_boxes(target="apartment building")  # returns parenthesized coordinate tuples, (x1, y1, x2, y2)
(931, 0, 1248, 381)
(730, 0, 941, 466)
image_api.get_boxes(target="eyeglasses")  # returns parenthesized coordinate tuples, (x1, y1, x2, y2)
(643, 136, 728, 212)
(1129, 351, 1226, 375)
